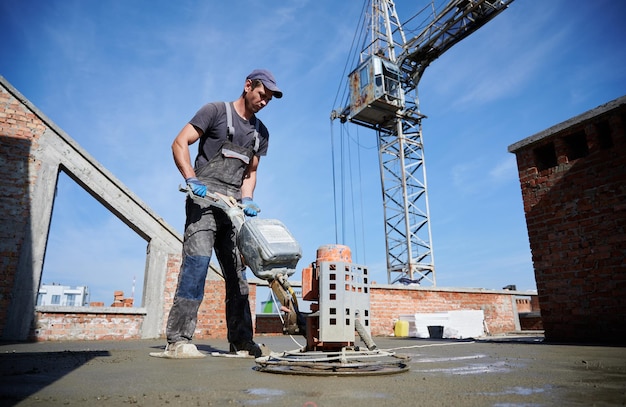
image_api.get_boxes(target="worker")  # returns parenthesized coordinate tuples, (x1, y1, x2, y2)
(154, 69, 282, 359)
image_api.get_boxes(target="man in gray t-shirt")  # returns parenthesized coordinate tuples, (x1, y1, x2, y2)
(155, 69, 282, 359)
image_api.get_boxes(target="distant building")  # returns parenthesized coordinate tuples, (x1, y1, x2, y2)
(37, 284, 89, 307)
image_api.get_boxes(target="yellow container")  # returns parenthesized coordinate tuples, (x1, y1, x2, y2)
(394, 320, 409, 337)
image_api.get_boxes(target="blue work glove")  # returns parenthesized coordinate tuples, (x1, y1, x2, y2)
(242, 197, 260, 217)
(185, 177, 207, 198)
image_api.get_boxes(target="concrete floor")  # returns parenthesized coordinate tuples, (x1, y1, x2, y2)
(1, 334, 625, 406)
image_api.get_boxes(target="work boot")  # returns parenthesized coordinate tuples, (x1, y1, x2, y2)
(149, 341, 206, 359)
(229, 341, 269, 358)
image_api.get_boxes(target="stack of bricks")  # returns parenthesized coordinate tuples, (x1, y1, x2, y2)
(110, 291, 134, 307)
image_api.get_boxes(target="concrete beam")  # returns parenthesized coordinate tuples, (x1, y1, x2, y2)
(1, 76, 183, 340)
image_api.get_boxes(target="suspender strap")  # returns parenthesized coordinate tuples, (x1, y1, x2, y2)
(223, 101, 260, 153)
(253, 118, 260, 152)
(224, 101, 235, 140)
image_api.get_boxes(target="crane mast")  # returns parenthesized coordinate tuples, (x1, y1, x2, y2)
(367, 0, 405, 62)
(332, 0, 514, 285)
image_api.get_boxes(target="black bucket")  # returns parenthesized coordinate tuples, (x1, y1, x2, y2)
(427, 325, 444, 339)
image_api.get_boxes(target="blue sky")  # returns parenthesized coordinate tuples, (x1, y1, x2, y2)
(2, 0, 625, 305)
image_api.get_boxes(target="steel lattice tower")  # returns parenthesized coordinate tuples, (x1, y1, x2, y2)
(332, 0, 514, 285)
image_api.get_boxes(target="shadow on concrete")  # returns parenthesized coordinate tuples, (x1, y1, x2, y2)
(0, 348, 110, 406)
(0, 337, 624, 406)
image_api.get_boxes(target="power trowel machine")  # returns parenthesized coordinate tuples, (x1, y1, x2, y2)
(181, 186, 306, 336)
(183, 186, 409, 375)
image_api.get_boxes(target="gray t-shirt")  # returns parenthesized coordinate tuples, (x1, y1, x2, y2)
(189, 101, 269, 169)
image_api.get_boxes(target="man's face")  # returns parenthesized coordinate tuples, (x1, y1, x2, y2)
(245, 80, 274, 113)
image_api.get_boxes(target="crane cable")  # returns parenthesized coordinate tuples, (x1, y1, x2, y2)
(331, 0, 369, 111)
(330, 1, 383, 263)
(330, 0, 368, 248)
(330, 115, 378, 265)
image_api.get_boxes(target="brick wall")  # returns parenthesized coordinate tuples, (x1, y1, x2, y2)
(198, 281, 258, 340)
(32, 311, 144, 341)
(159, 254, 257, 340)
(516, 298, 532, 313)
(519, 315, 543, 331)
(510, 97, 626, 344)
(369, 286, 518, 335)
(31, 255, 258, 341)
(0, 84, 47, 338)
(27, 250, 528, 342)
(256, 286, 525, 337)
(32, 284, 524, 341)
(255, 314, 284, 335)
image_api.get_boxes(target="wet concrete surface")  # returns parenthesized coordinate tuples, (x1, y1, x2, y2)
(1, 334, 625, 406)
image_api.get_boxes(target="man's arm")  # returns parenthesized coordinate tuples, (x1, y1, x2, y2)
(172, 123, 202, 179)
(241, 155, 260, 199)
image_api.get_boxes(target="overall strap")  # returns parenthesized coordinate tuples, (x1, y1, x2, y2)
(252, 118, 260, 153)
(223, 101, 260, 153)
(224, 101, 235, 140)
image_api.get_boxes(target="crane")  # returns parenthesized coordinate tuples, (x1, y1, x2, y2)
(331, 0, 514, 285)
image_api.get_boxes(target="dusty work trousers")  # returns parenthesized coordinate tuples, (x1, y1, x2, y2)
(166, 199, 253, 345)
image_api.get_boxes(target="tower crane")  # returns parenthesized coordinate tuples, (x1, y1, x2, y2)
(331, 0, 514, 285)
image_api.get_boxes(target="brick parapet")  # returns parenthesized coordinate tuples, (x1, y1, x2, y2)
(0, 83, 48, 338)
(32, 311, 144, 341)
(29, 285, 525, 341)
(369, 286, 517, 336)
(510, 96, 626, 343)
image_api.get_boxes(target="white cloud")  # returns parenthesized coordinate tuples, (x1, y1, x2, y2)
(489, 155, 517, 184)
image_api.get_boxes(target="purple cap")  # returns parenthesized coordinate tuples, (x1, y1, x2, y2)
(246, 69, 283, 99)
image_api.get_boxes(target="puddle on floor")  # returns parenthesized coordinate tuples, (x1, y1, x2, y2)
(245, 388, 285, 397)
(482, 385, 549, 397)
(487, 386, 550, 407)
(242, 388, 286, 405)
(241, 387, 389, 406)
(417, 360, 511, 375)
(412, 354, 489, 363)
